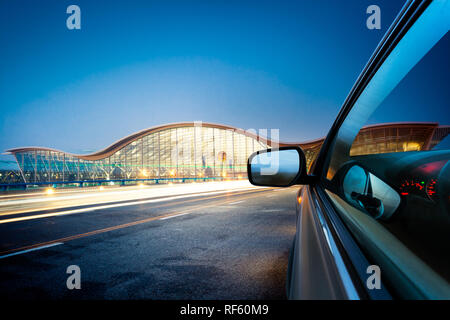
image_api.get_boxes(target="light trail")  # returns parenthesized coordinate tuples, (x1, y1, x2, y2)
(0, 188, 276, 258)
(0, 188, 272, 224)
(0, 181, 261, 217)
(0, 181, 256, 207)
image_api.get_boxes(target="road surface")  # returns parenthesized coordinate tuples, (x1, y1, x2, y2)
(0, 182, 299, 299)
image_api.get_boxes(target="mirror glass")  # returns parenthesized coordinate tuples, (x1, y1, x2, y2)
(342, 165, 400, 220)
(249, 149, 301, 186)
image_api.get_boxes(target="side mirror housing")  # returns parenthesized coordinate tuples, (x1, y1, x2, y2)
(247, 146, 309, 187)
(340, 163, 401, 220)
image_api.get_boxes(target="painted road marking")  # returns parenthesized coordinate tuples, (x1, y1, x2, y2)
(0, 242, 63, 259)
(159, 212, 192, 220)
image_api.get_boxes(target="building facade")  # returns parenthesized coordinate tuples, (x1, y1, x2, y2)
(5, 122, 449, 185)
(306, 122, 450, 171)
(6, 122, 282, 184)
(349, 122, 450, 157)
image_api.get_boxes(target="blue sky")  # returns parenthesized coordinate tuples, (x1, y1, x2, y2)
(0, 0, 406, 167)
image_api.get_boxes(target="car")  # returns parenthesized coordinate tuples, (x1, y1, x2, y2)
(247, 0, 450, 299)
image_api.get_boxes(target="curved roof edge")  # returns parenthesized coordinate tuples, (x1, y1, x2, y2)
(6, 121, 298, 161)
(361, 121, 439, 129)
(288, 121, 442, 148)
(5, 121, 444, 161)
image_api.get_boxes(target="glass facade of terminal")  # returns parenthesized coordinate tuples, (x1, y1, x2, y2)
(302, 124, 449, 172)
(12, 125, 270, 183)
(350, 125, 450, 156)
(7, 122, 449, 185)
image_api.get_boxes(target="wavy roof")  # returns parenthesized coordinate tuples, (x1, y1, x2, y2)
(6, 121, 444, 161)
(6, 122, 300, 161)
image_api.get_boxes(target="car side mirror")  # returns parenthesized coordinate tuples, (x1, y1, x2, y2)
(247, 147, 308, 187)
(341, 164, 401, 220)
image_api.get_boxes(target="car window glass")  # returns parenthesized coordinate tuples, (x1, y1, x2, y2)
(323, 1, 450, 298)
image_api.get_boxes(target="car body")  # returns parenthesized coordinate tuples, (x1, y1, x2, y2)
(248, 0, 450, 299)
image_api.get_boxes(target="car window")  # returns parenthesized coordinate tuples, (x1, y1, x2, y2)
(323, 1, 450, 298)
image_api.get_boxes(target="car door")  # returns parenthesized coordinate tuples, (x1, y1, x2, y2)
(289, 0, 450, 299)
(248, 0, 449, 299)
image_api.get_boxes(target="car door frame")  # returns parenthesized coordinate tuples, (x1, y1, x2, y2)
(286, 0, 433, 300)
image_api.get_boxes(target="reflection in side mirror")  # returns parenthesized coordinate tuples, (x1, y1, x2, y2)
(342, 165, 400, 220)
(247, 147, 306, 187)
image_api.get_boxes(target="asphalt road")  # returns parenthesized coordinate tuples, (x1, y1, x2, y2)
(0, 184, 299, 300)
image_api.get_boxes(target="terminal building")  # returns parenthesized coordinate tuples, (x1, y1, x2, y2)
(5, 121, 450, 186)
(6, 122, 297, 185)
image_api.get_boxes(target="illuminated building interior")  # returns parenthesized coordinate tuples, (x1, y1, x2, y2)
(4, 122, 449, 185)
(6, 123, 278, 184)
(305, 122, 450, 171)
(350, 123, 450, 156)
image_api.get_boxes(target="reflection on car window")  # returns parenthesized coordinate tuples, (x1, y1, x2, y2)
(350, 32, 450, 157)
(324, 1, 450, 298)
